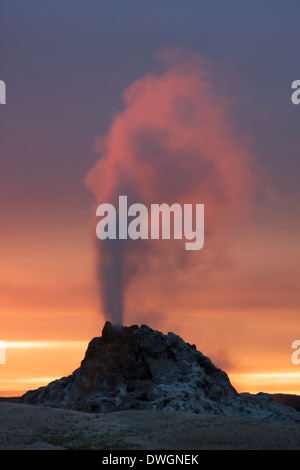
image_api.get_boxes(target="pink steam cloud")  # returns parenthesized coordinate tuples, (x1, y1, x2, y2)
(85, 48, 258, 324)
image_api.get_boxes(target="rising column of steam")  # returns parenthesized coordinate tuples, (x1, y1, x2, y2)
(85, 47, 256, 325)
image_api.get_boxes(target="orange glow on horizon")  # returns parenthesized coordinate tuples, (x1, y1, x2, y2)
(230, 372, 300, 395)
(0, 340, 89, 397)
(1, 325, 300, 397)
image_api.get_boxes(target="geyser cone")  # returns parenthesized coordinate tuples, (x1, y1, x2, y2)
(20, 322, 300, 423)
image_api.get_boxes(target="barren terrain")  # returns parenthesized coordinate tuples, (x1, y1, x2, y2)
(1, 402, 300, 450)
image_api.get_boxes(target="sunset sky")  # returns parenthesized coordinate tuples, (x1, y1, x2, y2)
(1, 1, 300, 397)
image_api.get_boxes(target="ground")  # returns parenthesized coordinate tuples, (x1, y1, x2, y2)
(0, 402, 300, 450)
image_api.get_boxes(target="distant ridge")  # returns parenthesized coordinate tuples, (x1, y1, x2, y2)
(272, 394, 300, 412)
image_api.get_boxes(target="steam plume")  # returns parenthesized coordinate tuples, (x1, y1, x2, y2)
(85, 48, 256, 324)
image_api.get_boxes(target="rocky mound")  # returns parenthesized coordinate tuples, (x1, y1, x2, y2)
(21, 322, 300, 423)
